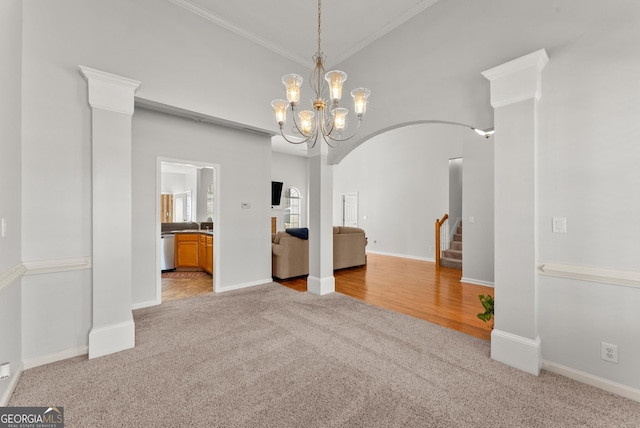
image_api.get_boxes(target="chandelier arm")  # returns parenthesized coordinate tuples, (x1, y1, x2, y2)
(320, 132, 339, 148)
(323, 118, 364, 143)
(278, 126, 312, 145)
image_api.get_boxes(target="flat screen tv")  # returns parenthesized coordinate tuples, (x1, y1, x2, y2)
(271, 181, 284, 206)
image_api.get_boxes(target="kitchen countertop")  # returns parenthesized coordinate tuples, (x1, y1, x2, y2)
(171, 230, 214, 235)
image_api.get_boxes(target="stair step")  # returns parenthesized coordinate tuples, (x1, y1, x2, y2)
(440, 257, 462, 269)
(443, 249, 462, 260)
(450, 241, 462, 251)
(457, 226, 462, 234)
(453, 233, 462, 242)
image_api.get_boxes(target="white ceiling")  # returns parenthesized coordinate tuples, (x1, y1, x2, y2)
(168, 0, 442, 157)
(169, 0, 441, 68)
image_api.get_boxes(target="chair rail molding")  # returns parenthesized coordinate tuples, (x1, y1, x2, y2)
(539, 263, 640, 289)
(0, 263, 27, 293)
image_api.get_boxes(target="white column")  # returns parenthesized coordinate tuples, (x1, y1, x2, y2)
(80, 66, 140, 359)
(307, 140, 335, 295)
(482, 49, 548, 375)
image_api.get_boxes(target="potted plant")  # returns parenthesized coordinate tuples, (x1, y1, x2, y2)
(477, 294, 494, 329)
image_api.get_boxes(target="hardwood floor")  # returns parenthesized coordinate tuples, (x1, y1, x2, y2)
(162, 273, 213, 302)
(276, 253, 493, 341)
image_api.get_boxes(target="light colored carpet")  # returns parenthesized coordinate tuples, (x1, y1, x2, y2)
(9, 283, 640, 427)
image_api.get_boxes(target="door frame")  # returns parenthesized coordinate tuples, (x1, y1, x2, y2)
(340, 192, 359, 227)
(157, 157, 221, 299)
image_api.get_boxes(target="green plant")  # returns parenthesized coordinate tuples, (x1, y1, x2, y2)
(477, 294, 494, 328)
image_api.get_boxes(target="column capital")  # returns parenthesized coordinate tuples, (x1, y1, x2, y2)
(79, 66, 141, 114)
(482, 49, 549, 108)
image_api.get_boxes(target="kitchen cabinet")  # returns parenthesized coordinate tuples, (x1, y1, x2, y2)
(175, 233, 199, 268)
(199, 234, 207, 270)
(205, 235, 213, 275)
(174, 232, 213, 273)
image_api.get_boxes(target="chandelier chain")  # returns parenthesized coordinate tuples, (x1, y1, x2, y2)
(317, 0, 322, 54)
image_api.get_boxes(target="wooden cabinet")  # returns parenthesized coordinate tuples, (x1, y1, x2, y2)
(205, 235, 214, 274)
(174, 232, 214, 274)
(175, 233, 199, 268)
(199, 234, 207, 270)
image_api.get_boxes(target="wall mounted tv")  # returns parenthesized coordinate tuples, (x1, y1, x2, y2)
(271, 181, 284, 206)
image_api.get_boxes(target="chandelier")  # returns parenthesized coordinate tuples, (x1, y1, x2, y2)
(271, 0, 371, 148)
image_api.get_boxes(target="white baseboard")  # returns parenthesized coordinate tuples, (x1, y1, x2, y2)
(461, 277, 494, 287)
(543, 360, 640, 403)
(215, 278, 273, 293)
(132, 298, 161, 310)
(23, 346, 88, 370)
(307, 275, 335, 296)
(491, 329, 542, 376)
(89, 319, 135, 359)
(366, 250, 434, 263)
(0, 362, 24, 407)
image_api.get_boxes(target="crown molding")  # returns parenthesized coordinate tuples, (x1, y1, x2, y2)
(168, 0, 310, 67)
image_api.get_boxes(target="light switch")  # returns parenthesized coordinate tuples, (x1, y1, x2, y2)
(552, 217, 567, 233)
(468, 216, 475, 224)
(1, 218, 6, 238)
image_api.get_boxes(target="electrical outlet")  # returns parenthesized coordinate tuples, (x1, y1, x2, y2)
(601, 342, 618, 363)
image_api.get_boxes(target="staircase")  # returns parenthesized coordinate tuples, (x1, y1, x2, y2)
(440, 223, 462, 269)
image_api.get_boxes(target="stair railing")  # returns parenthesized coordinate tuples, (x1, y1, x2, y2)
(435, 213, 449, 267)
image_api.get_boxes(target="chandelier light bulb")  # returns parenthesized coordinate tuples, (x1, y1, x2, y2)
(351, 88, 371, 118)
(271, 99, 289, 125)
(282, 74, 303, 106)
(325, 70, 347, 103)
(333, 108, 348, 132)
(298, 110, 315, 135)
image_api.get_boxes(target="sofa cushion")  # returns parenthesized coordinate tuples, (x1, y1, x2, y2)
(286, 227, 308, 240)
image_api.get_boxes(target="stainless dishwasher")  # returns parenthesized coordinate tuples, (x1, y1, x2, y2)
(161, 233, 175, 271)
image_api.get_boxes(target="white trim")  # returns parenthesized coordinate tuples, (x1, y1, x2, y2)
(538, 263, 640, 289)
(482, 49, 549, 81)
(168, 0, 440, 69)
(23, 257, 92, 275)
(461, 277, 494, 287)
(366, 250, 434, 263)
(79, 66, 141, 115)
(543, 360, 640, 403)
(307, 275, 335, 296)
(167, 0, 310, 67)
(0, 263, 26, 293)
(481, 49, 549, 108)
(88, 319, 135, 359)
(215, 278, 273, 293)
(132, 298, 161, 310)
(491, 329, 542, 376)
(23, 346, 88, 370)
(0, 362, 23, 407)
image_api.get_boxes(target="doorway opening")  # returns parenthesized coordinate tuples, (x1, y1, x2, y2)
(158, 159, 220, 302)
